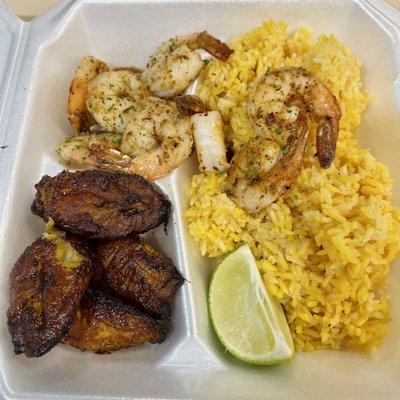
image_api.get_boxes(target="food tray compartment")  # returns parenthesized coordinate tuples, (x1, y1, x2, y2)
(0, 0, 400, 399)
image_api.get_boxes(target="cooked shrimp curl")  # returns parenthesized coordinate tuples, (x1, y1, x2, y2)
(228, 108, 309, 214)
(86, 97, 193, 180)
(141, 32, 233, 98)
(229, 67, 340, 213)
(86, 70, 151, 133)
(59, 133, 122, 167)
(247, 67, 341, 168)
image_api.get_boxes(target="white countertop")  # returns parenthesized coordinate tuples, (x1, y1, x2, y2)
(4, 0, 400, 20)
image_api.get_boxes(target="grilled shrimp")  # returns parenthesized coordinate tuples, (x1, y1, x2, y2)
(59, 133, 122, 167)
(141, 32, 233, 98)
(191, 111, 229, 172)
(60, 94, 214, 179)
(62, 40, 232, 179)
(88, 96, 193, 180)
(88, 99, 230, 178)
(228, 107, 309, 214)
(86, 69, 151, 133)
(68, 56, 109, 132)
(59, 95, 227, 179)
(247, 67, 341, 168)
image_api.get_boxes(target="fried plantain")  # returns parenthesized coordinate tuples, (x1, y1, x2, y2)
(7, 224, 93, 357)
(95, 237, 184, 318)
(64, 289, 167, 353)
(31, 170, 171, 239)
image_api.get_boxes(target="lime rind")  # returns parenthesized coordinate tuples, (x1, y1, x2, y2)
(209, 244, 294, 365)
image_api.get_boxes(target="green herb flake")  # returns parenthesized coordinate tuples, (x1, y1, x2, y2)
(0, 145, 9, 149)
(168, 41, 177, 53)
(203, 59, 210, 66)
(112, 136, 123, 145)
(224, 187, 232, 196)
(274, 127, 282, 136)
(281, 145, 290, 155)
(245, 168, 259, 181)
(218, 169, 227, 176)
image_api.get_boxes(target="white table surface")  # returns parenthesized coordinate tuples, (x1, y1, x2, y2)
(4, 0, 400, 20)
(5, 0, 59, 19)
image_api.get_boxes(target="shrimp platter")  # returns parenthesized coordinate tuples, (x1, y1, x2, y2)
(2, 2, 400, 399)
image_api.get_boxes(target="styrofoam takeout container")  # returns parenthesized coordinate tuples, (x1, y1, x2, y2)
(0, 0, 400, 398)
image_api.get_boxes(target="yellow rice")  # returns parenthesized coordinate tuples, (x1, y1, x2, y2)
(185, 21, 400, 351)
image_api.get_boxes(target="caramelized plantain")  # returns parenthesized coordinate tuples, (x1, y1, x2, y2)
(64, 289, 167, 353)
(7, 226, 93, 357)
(95, 237, 184, 319)
(31, 170, 171, 239)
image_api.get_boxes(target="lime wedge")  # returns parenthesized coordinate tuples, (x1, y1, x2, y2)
(209, 244, 294, 365)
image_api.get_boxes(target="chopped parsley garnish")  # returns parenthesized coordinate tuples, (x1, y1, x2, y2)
(169, 41, 177, 52)
(245, 168, 259, 180)
(274, 127, 282, 135)
(112, 136, 123, 145)
(224, 187, 232, 196)
(281, 145, 290, 155)
(203, 59, 210, 66)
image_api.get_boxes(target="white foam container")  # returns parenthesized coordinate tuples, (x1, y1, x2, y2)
(0, 0, 400, 398)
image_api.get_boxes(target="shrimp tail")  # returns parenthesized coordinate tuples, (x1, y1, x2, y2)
(187, 32, 233, 61)
(67, 57, 109, 132)
(67, 78, 92, 132)
(272, 107, 309, 195)
(175, 95, 210, 116)
(316, 118, 339, 168)
(89, 144, 166, 180)
(89, 144, 133, 172)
